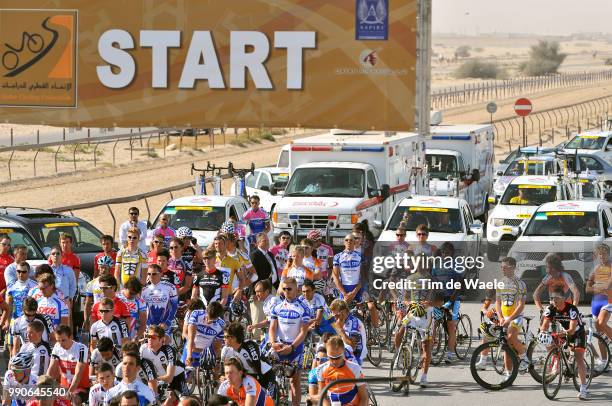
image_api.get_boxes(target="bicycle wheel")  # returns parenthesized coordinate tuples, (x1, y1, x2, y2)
(172, 327, 183, 349)
(572, 345, 594, 391)
(589, 332, 610, 377)
(197, 368, 207, 402)
(203, 380, 215, 404)
(455, 314, 473, 360)
(367, 385, 378, 406)
(526, 339, 549, 383)
(366, 321, 383, 367)
(387, 315, 399, 352)
(470, 341, 518, 390)
(542, 349, 563, 400)
(407, 333, 422, 385)
(430, 321, 447, 366)
(302, 342, 315, 371)
(389, 345, 409, 392)
(185, 367, 196, 396)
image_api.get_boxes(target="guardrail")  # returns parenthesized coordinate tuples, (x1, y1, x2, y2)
(316, 376, 409, 406)
(432, 70, 612, 110)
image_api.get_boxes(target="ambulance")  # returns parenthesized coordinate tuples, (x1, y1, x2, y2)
(272, 130, 427, 246)
(425, 124, 495, 222)
(509, 199, 612, 296)
(486, 175, 572, 261)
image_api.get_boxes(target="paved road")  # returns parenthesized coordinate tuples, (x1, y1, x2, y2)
(360, 301, 611, 406)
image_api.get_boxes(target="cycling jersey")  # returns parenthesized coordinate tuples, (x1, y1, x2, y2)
(541, 272, 575, 295)
(0, 253, 15, 293)
(89, 381, 117, 406)
(193, 270, 224, 305)
(89, 347, 121, 378)
(303, 256, 322, 274)
(160, 268, 181, 289)
(497, 276, 527, 317)
(3, 370, 36, 406)
(270, 244, 290, 274)
(315, 244, 334, 275)
(217, 375, 274, 406)
(91, 297, 131, 323)
(432, 263, 463, 298)
(85, 277, 105, 305)
(270, 298, 311, 344)
(34, 293, 68, 327)
(153, 226, 175, 247)
(343, 314, 367, 364)
(300, 292, 330, 320)
(6, 279, 37, 318)
(139, 343, 184, 377)
(187, 310, 225, 350)
(141, 281, 178, 329)
(9, 314, 54, 344)
(93, 251, 117, 276)
(116, 292, 147, 338)
(316, 360, 365, 406)
(221, 340, 273, 377)
(114, 358, 157, 383)
(216, 254, 241, 293)
(281, 265, 315, 288)
(51, 340, 90, 390)
(243, 208, 269, 236)
(229, 249, 254, 272)
(181, 245, 199, 271)
(407, 272, 433, 303)
(168, 257, 192, 286)
(333, 250, 362, 286)
(115, 248, 147, 287)
(543, 302, 586, 347)
(28, 286, 65, 301)
(90, 317, 130, 347)
(103, 379, 156, 406)
(19, 341, 52, 378)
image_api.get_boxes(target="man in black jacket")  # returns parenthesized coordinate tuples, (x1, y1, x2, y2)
(250, 233, 278, 340)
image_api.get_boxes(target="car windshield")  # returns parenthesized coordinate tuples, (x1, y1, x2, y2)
(578, 181, 600, 198)
(427, 154, 459, 179)
(32, 221, 103, 253)
(271, 173, 289, 190)
(503, 160, 552, 176)
(524, 211, 600, 237)
(0, 227, 45, 260)
(283, 168, 365, 198)
(157, 206, 226, 232)
(500, 184, 558, 206)
(386, 207, 462, 233)
(565, 136, 606, 150)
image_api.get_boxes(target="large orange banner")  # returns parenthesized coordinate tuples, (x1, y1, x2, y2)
(0, 0, 416, 130)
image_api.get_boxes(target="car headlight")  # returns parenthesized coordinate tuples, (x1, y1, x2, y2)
(576, 252, 594, 262)
(491, 218, 504, 227)
(274, 212, 289, 223)
(513, 251, 528, 262)
(338, 214, 352, 224)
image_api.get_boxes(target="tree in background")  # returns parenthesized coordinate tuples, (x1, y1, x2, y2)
(519, 40, 567, 76)
(454, 59, 506, 79)
(455, 45, 471, 58)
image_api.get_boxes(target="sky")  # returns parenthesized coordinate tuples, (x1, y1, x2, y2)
(433, 0, 612, 36)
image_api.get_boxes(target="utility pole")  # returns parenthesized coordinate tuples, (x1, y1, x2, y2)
(415, 0, 432, 162)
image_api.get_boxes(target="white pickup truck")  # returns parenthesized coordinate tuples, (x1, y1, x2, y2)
(272, 130, 427, 246)
(425, 124, 494, 222)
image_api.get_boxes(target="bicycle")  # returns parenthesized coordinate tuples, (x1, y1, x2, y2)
(270, 359, 295, 406)
(470, 326, 519, 390)
(185, 349, 217, 404)
(389, 321, 428, 395)
(431, 306, 473, 365)
(349, 301, 386, 367)
(541, 331, 594, 400)
(583, 313, 611, 376)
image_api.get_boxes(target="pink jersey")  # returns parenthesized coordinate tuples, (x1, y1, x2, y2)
(243, 208, 269, 235)
(270, 244, 290, 278)
(316, 244, 334, 276)
(154, 226, 175, 246)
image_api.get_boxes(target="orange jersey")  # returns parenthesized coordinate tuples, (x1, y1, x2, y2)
(281, 265, 315, 287)
(317, 360, 364, 406)
(217, 375, 273, 406)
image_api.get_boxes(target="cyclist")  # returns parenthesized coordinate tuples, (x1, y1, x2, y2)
(183, 300, 225, 370)
(47, 325, 90, 405)
(281, 245, 319, 289)
(328, 299, 367, 366)
(315, 336, 368, 406)
(90, 275, 132, 327)
(269, 277, 311, 406)
(104, 350, 156, 406)
(221, 322, 276, 398)
(242, 195, 270, 247)
(270, 231, 292, 274)
(113, 342, 157, 397)
(4, 262, 36, 328)
(32, 274, 69, 328)
(141, 264, 178, 339)
(18, 320, 52, 379)
(140, 325, 188, 403)
(534, 253, 580, 310)
(307, 230, 333, 281)
(90, 297, 130, 351)
(153, 214, 175, 248)
(214, 235, 243, 308)
(155, 249, 181, 290)
(539, 287, 589, 400)
(89, 337, 122, 382)
(2, 351, 37, 406)
(9, 297, 55, 356)
(0, 234, 14, 296)
(587, 244, 612, 343)
(217, 357, 274, 406)
(176, 227, 203, 274)
(148, 234, 164, 266)
(94, 235, 117, 278)
(226, 232, 257, 286)
(300, 280, 335, 336)
(115, 227, 148, 288)
(88, 363, 117, 406)
(167, 239, 193, 298)
(306, 345, 328, 403)
(117, 277, 148, 341)
(85, 256, 115, 331)
(191, 248, 228, 306)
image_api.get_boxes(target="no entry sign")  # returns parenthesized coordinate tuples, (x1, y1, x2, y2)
(514, 98, 533, 117)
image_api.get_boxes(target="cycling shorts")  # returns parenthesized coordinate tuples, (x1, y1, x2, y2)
(568, 331, 587, 350)
(181, 347, 201, 368)
(602, 303, 612, 313)
(591, 294, 609, 317)
(170, 371, 189, 395)
(278, 342, 305, 369)
(308, 368, 318, 385)
(444, 299, 461, 321)
(341, 285, 365, 303)
(315, 318, 336, 336)
(506, 315, 524, 329)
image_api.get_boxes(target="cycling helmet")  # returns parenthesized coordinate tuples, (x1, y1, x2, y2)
(176, 227, 192, 238)
(395, 300, 408, 314)
(307, 229, 323, 241)
(230, 300, 245, 317)
(10, 351, 33, 370)
(97, 255, 114, 268)
(479, 322, 494, 339)
(220, 221, 236, 235)
(313, 279, 326, 293)
(408, 303, 426, 318)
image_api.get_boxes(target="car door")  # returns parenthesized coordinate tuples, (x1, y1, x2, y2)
(462, 203, 478, 257)
(366, 169, 382, 227)
(254, 172, 273, 210)
(602, 208, 612, 245)
(245, 171, 260, 196)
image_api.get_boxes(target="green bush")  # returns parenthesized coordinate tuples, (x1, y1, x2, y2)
(455, 45, 471, 58)
(454, 59, 505, 79)
(604, 58, 612, 66)
(230, 139, 246, 148)
(519, 40, 566, 76)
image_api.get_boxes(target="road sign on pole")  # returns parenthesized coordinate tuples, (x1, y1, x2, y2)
(486, 102, 498, 114)
(514, 98, 532, 117)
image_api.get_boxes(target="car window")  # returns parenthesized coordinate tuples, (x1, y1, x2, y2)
(462, 207, 471, 231)
(579, 156, 604, 171)
(157, 206, 226, 231)
(603, 210, 612, 235)
(257, 173, 272, 189)
(367, 170, 379, 194)
(246, 172, 258, 188)
(0, 227, 44, 260)
(38, 222, 103, 253)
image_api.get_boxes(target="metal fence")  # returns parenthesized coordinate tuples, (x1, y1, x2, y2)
(432, 70, 612, 110)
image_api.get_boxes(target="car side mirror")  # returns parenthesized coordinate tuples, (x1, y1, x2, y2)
(496, 171, 503, 176)
(487, 196, 498, 205)
(499, 159, 505, 164)
(607, 226, 612, 236)
(380, 184, 390, 201)
(469, 222, 483, 235)
(471, 168, 481, 182)
(260, 185, 270, 192)
(373, 220, 384, 230)
(510, 226, 522, 237)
